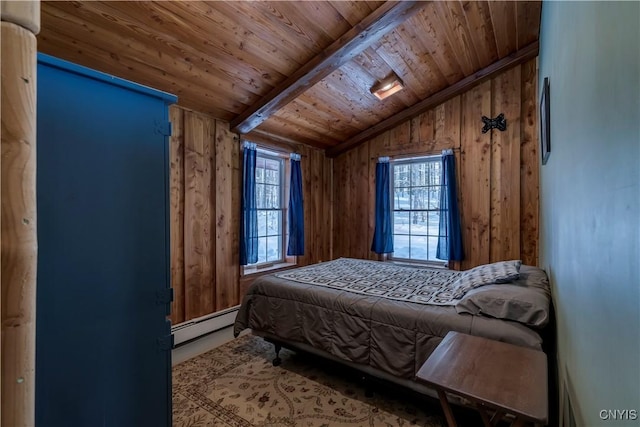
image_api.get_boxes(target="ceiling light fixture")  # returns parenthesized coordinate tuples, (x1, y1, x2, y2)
(371, 73, 404, 100)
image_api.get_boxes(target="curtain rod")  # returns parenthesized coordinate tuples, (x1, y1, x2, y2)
(242, 140, 308, 158)
(369, 146, 460, 160)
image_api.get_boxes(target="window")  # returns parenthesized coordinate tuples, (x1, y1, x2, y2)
(252, 152, 286, 266)
(391, 156, 443, 262)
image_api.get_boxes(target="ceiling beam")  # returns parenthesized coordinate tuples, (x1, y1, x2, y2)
(326, 41, 540, 158)
(244, 129, 334, 152)
(231, 1, 426, 135)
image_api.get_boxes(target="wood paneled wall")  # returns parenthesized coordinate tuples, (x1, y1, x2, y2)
(170, 106, 332, 325)
(333, 59, 539, 270)
(169, 106, 240, 324)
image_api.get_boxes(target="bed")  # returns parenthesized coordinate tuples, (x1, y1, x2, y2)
(234, 257, 551, 398)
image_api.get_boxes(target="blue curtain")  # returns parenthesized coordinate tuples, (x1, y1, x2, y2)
(371, 157, 393, 254)
(287, 154, 304, 256)
(240, 142, 258, 265)
(436, 150, 463, 261)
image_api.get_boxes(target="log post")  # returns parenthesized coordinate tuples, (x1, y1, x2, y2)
(1, 2, 40, 426)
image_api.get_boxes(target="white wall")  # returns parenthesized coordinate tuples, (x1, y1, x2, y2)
(538, 2, 639, 425)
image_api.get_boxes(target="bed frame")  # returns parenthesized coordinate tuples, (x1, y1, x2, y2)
(254, 330, 462, 405)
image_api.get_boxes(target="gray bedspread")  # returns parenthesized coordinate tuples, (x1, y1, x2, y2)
(234, 258, 543, 382)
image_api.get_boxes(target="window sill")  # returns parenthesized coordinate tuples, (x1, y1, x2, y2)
(242, 261, 297, 277)
(388, 259, 449, 270)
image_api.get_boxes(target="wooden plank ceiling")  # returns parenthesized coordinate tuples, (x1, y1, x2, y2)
(38, 1, 541, 152)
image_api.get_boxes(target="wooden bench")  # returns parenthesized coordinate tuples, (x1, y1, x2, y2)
(416, 331, 548, 427)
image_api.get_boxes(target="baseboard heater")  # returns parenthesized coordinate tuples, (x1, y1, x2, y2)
(171, 305, 240, 346)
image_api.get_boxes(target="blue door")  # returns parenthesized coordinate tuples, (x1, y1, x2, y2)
(36, 54, 176, 427)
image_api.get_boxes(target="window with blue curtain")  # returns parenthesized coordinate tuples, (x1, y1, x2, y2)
(436, 149, 463, 261)
(240, 142, 258, 265)
(390, 156, 442, 261)
(243, 146, 289, 267)
(287, 153, 304, 256)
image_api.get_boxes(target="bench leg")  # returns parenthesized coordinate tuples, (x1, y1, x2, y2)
(478, 407, 493, 427)
(437, 390, 458, 427)
(490, 409, 505, 426)
(510, 416, 529, 427)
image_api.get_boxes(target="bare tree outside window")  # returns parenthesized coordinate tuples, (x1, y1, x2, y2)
(391, 156, 444, 262)
(251, 153, 286, 266)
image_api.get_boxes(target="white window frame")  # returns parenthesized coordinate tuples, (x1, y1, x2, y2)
(247, 150, 287, 269)
(390, 155, 445, 265)
(241, 146, 298, 276)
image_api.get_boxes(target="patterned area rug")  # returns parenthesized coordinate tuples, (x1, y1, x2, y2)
(173, 335, 447, 427)
(274, 258, 462, 306)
